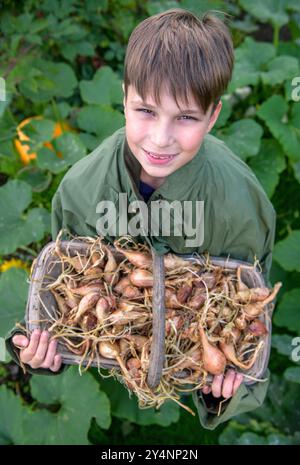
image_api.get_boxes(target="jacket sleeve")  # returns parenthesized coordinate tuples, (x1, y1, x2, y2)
(51, 190, 63, 241)
(193, 193, 277, 429)
(4, 190, 71, 376)
(191, 371, 270, 430)
(51, 189, 72, 241)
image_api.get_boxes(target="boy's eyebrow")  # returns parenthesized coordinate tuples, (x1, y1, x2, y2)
(130, 100, 203, 115)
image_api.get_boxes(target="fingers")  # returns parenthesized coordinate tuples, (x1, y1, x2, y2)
(17, 329, 61, 372)
(40, 339, 58, 369)
(201, 385, 211, 395)
(20, 329, 42, 364)
(50, 354, 62, 372)
(222, 369, 236, 398)
(211, 374, 224, 398)
(29, 330, 51, 369)
(12, 334, 29, 349)
(210, 370, 244, 399)
(233, 373, 244, 396)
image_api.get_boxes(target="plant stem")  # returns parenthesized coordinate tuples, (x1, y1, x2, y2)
(51, 99, 62, 124)
(19, 246, 38, 257)
(273, 24, 280, 50)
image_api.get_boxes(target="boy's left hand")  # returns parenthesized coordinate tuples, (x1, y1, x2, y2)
(201, 369, 243, 399)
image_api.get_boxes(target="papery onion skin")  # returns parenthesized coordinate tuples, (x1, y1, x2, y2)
(128, 269, 154, 287)
(198, 326, 226, 375)
(74, 291, 101, 322)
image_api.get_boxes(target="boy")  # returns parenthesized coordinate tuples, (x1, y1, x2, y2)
(7, 9, 276, 430)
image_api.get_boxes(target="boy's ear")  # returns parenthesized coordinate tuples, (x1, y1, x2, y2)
(206, 100, 222, 133)
(122, 82, 126, 109)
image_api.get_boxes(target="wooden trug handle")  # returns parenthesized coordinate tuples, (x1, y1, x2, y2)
(147, 249, 165, 389)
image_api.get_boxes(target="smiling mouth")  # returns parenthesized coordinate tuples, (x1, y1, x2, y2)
(143, 149, 178, 159)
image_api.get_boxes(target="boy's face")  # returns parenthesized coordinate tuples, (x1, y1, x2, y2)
(123, 84, 222, 189)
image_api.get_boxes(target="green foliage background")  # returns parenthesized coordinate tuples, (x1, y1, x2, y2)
(0, 0, 300, 445)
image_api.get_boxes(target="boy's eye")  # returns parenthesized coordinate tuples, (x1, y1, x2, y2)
(138, 108, 153, 115)
(136, 108, 197, 121)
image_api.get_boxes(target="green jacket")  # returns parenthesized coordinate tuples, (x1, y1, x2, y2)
(5, 126, 276, 430)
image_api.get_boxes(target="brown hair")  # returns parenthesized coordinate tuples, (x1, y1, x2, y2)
(123, 8, 234, 116)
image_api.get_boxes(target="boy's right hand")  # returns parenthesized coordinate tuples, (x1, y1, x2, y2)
(12, 329, 62, 372)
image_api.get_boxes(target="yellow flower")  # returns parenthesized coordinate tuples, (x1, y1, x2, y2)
(0, 259, 30, 273)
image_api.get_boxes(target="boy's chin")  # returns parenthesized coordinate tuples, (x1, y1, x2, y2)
(142, 164, 175, 177)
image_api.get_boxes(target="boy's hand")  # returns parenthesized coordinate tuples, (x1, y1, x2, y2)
(12, 329, 62, 372)
(201, 369, 243, 399)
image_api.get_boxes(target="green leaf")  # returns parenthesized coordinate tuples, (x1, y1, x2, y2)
(22, 410, 54, 445)
(261, 55, 299, 86)
(272, 334, 295, 357)
(286, 0, 300, 12)
(53, 132, 87, 165)
(36, 147, 67, 174)
(217, 119, 263, 160)
(229, 37, 275, 91)
(237, 432, 268, 445)
(61, 41, 95, 61)
(257, 96, 300, 164)
(98, 375, 180, 426)
(273, 230, 300, 271)
(147, 0, 190, 16)
(231, 15, 259, 33)
(0, 386, 25, 444)
(16, 166, 52, 193)
(36, 133, 86, 173)
(239, 0, 289, 28)
(248, 139, 286, 198)
(21, 118, 55, 148)
(79, 66, 123, 105)
(78, 132, 101, 151)
(77, 105, 125, 140)
(267, 433, 299, 445)
(44, 102, 72, 121)
(274, 288, 300, 332)
(284, 366, 300, 383)
(177, 0, 226, 15)
(19, 60, 77, 103)
(29, 366, 111, 444)
(247, 374, 300, 433)
(0, 268, 28, 338)
(0, 180, 50, 254)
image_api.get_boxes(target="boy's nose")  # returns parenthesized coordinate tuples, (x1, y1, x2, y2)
(149, 125, 174, 148)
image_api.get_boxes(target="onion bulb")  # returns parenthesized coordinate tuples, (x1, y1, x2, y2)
(114, 276, 131, 294)
(248, 319, 268, 336)
(128, 269, 153, 287)
(104, 246, 119, 286)
(74, 291, 101, 322)
(98, 341, 139, 388)
(115, 248, 152, 269)
(163, 254, 188, 271)
(198, 326, 226, 375)
(219, 340, 262, 370)
(95, 296, 110, 324)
